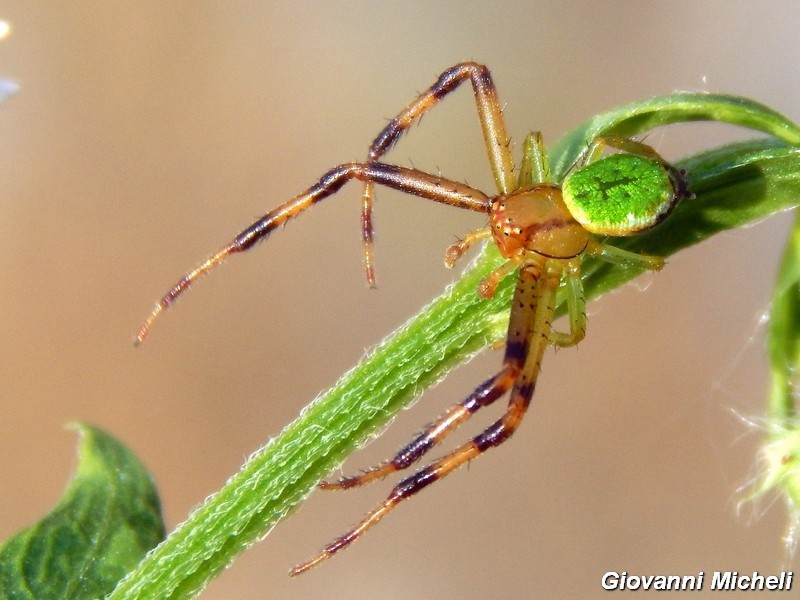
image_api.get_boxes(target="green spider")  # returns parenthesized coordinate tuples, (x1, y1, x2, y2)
(137, 63, 693, 574)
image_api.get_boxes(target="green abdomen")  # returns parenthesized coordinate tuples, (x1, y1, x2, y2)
(562, 154, 675, 236)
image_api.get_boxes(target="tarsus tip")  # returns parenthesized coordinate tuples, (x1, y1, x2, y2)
(288, 553, 328, 577)
(133, 331, 147, 347)
(133, 244, 236, 347)
(365, 266, 377, 289)
(134, 304, 164, 346)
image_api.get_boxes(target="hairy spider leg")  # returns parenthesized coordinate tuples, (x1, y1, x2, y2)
(291, 262, 558, 576)
(547, 259, 586, 347)
(517, 131, 552, 188)
(443, 227, 494, 268)
(318, 365, 518, 491)
(588, 239, 665, 271)
(360, 62, 514, 286)
(136, 163, 490, 343)
(581, 135, 671, 167)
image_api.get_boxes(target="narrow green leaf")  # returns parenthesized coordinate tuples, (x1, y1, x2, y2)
(549, 93, 800, 180)
(0, 423, 165, 599)
(111, 95, 800, 599)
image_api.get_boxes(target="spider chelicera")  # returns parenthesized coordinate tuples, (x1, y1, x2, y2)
(137, 63, 692, 575)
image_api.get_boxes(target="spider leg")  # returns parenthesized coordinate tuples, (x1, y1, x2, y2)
(586, 238, 665, 272)
(477, 250, 525, 299)
(361, 62, 514, 286)
(368, 63, 514, 192)
(584, 135, 668, 166)
(319, 256, 540, 490)
(292, 263, 559, 575)
(321, 256, 543, 491)
(547, 259, 586, 348)
(319, 364, 518, 491)
(517, 132, 552, 187)
(136, 162, 490, 343)
(443, 227, 493, 268)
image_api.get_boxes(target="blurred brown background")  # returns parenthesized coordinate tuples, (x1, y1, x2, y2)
(1, 2, 798, 598)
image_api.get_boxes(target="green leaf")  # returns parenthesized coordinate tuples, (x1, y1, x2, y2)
(111, 95, 800, 599)
(549, 92, 800, 180)
(0, 423, 165, 599)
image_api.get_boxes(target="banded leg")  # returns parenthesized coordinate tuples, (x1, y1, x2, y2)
(361, 62, 514, 285)
(136, 162, 490, 343)
(321, 256, 544, 491)
(292, 263, 558, 575)
(320, 364, 518, 490)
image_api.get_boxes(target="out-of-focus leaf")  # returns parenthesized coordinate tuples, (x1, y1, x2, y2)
(0, 423, 165, 599)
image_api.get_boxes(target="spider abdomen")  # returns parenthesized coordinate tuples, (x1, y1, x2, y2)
(562, 153, 677, 236)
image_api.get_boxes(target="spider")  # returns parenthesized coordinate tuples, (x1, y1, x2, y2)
(137, 63, 692, 575)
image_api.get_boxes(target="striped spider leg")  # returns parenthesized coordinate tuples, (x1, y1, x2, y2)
(360, 62, 514, 285)
(292, 258, 565, 576)
(135, 163, 490, 343)
(138, 61, 513, 342)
